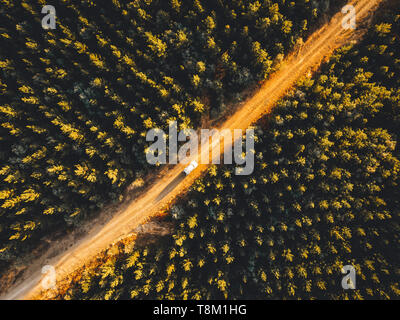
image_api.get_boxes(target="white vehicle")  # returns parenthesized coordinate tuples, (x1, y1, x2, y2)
(183, 160, 198, 175)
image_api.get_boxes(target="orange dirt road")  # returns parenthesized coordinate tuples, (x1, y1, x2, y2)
(1, 0, 384, 300)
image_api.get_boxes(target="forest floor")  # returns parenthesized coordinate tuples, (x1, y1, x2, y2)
(0, 0, 384, 300)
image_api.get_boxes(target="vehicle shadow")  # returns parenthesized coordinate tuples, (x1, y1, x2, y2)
(155, 172, 186, 203)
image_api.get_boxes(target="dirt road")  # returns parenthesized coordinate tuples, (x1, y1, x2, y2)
(1, 0, 384, 300)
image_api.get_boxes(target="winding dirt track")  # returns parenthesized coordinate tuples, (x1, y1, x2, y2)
(2, 0, 384, 300)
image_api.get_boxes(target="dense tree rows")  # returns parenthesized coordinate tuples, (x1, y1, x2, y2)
(61, 8, 400, 300)
(0, 0, 330, 261)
